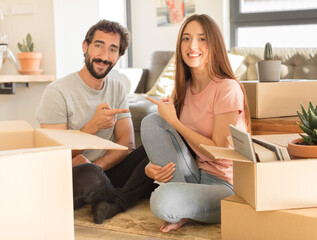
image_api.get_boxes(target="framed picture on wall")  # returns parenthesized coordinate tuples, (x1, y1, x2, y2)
(156, 0, 196, 27)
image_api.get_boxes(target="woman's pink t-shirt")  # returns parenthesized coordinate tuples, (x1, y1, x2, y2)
(179, 78, 246, 185)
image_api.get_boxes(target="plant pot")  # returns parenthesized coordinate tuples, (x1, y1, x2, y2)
(288, 137, 317, 158)
(257, 60, 281, 82)
(17, 52, 42, 75)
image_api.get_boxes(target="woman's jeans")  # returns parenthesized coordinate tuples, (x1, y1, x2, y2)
(141, 113, 234, 224)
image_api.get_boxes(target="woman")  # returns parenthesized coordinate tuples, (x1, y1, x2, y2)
(140, 14, 251, 233)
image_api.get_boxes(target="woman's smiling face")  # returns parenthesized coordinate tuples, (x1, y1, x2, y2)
(181, 20, 209, 70)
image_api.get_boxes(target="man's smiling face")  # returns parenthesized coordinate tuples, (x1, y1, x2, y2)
(83, 30, 121, 79)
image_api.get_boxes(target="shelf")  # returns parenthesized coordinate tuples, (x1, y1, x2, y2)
(0, 75, 55, 83)
(251, 116, 302, 135)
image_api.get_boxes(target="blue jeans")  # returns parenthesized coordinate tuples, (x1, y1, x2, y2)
(141, 113, 234, 223)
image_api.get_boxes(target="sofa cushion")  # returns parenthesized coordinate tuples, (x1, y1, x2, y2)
(145, 51, 175, 92)
(146, 53, 176, 97)
(108, 68, 144, 94)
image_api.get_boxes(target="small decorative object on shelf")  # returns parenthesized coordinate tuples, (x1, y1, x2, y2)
(263, 42, 273, 60)
(257, 42, 281, 82)
(288, 101, 317, 157)
(17, 33, 43, 75)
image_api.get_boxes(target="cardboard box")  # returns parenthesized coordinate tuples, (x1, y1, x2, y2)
(222, 195, 317, 240)
(242, 80, 317, 118)
(201, 134, 317, 211)
(0, 120, 126, 240)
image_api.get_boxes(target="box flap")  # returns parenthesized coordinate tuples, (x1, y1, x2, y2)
(0, 120, 33, 132)
(233, 161, 257, 209)
(0, 146, 65, 157)
(199, 144, 252, 163)
(0, 120, 34, 150)
(35, 128, 127, 150)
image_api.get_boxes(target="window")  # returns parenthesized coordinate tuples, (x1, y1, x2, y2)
(99, 0, 130, 68)
(230, 0, 317, 48)
(240, 0, 317, 13)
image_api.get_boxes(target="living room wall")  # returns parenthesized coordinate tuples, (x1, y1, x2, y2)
(0, 0, 55, 128)
(130, 0, 230, 68)
(0, 0, 100, 128)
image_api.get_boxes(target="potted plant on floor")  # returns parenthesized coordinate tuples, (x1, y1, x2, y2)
(288, 101, 317, 157)
(257, 42, 281, 82)
(17, 33, 43, 75)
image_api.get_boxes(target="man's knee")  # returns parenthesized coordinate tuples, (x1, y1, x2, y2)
(72, 163, 115, 208)
(73, 163, 106, 197)
(73, 163, 105, 188)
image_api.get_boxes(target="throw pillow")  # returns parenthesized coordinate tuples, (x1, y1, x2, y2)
(146, 53, 245, 97)
(146, 53, 176, 97)
(227, 53, 245, 73)
(108, 68, 144, 94)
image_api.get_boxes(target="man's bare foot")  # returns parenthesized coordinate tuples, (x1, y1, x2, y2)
(160, 218, 192, 233)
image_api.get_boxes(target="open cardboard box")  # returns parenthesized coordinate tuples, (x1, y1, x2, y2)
(200, 134, 317, 211)
(242, 80, 317, 118)
(0, 120, 127, 240)
(221, 195, 317, 240)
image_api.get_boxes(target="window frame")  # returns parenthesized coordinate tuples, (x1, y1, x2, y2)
(126, 0, 133, 67)
(230, 0, 317, 48)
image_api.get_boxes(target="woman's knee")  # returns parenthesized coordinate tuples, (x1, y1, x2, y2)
(150, 184, 184, 223)
(141, 113, 162, 132)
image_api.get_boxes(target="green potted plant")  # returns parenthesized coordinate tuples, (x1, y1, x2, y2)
(17, 33, 42, 75)
(257, 42, 281, 82)
(288, 101, 317, 157)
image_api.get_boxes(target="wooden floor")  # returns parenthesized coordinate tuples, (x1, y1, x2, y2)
(75, 225, 168, 240)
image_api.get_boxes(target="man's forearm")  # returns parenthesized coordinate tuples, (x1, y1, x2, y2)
(94, 148, 132, 171)
(80, 118, 99, 135)
(94, 133, 135, 171)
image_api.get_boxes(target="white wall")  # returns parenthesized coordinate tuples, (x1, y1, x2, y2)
(0, 0, 101, 128)
(130, 0, 229, 68)
(0, 0, 55, 75)
(0, 0, 55, 128)
(0, 83, 49, 127)
(99, 0, 129, 68)
(53, 0, 100, 79)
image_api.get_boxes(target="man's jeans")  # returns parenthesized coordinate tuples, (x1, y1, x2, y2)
(141, 113, 234, 223)
(72, 145, 156, 211)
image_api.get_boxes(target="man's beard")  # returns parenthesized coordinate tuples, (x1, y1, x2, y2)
(85, 54, 115, 79)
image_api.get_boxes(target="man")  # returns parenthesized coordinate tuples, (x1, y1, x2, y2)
(36, 20, 156, 224)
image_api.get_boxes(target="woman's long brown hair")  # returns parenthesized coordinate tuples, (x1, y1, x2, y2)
(172, 14, 251, 131)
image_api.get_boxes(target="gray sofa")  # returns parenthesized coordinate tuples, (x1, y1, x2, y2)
(230, 47, 317, 81)
(127, 48, 317, 146)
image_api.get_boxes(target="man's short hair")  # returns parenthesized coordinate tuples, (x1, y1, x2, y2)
(84, 20, 130, 56)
